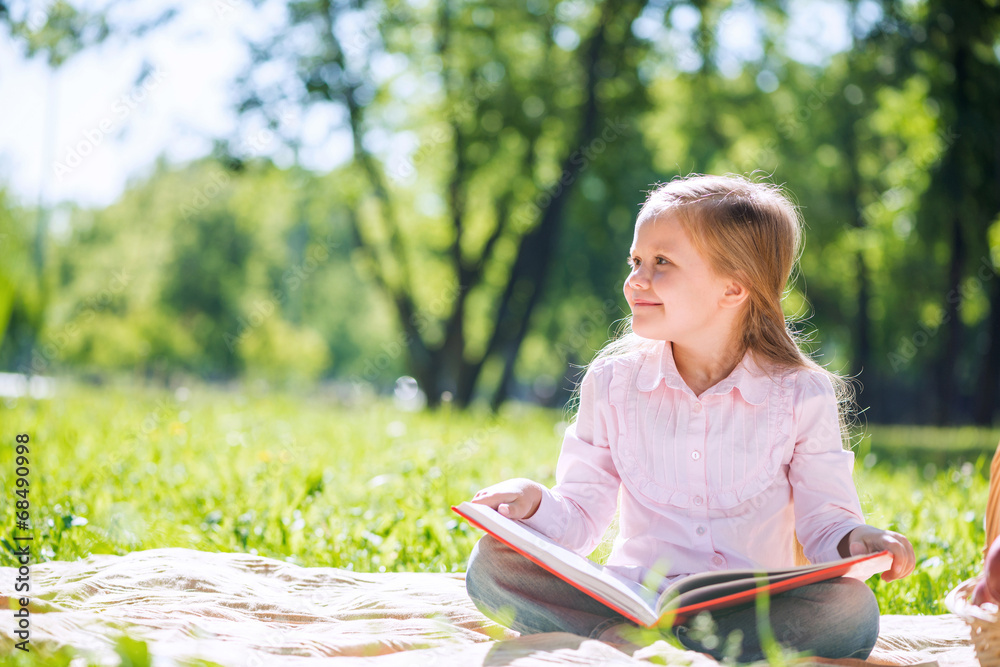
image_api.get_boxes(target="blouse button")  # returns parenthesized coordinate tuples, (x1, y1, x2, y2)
(696, 526, 706, 536)
(693, 403, 703, 413)
(693, 495, 704, 506)
(712, 555, 724, 566)
(691, 451, 701, 460)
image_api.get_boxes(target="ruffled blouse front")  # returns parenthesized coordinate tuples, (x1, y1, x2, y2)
(520, 340, 866, 590)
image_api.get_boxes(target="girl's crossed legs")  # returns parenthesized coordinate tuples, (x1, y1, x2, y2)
(464, 535, 880, 662)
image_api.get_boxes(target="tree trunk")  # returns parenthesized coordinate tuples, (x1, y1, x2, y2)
(853, 250, 872, 389)
(477, 0, 625, 409)
(937, 213, 965, 424)
(843, 114, 872, 412)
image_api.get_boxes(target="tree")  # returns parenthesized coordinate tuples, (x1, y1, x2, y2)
(230, 0, 651, 408)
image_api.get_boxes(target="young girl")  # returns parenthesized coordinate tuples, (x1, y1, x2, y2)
(464, 174, 915, 661)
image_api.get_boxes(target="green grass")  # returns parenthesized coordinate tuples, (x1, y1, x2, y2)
(0, 382, 567, 574)
(0, 382, 997, 664)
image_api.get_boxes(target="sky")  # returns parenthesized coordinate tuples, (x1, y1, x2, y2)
(0, 0, 355, 209)
(0, 0, 861, 210)
(0, 2, 249, 207)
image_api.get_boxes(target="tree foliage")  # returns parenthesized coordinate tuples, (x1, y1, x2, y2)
(0, 0, 998, 423)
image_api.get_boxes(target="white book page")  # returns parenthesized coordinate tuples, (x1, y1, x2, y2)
(455, 502, 659, 624)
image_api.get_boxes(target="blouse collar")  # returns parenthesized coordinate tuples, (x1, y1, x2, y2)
(635, 340, 772, 405)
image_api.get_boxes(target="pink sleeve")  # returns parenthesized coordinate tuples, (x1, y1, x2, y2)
(519, 359, 622, 555)
(787, 371, 866, 563)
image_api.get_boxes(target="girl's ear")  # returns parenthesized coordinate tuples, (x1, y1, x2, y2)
(721, 281, 750, 309)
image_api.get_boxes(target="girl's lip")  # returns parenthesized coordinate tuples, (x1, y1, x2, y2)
(633, 300, 662, 306)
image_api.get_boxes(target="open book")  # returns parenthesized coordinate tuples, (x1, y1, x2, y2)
(453, 501, 892, 628)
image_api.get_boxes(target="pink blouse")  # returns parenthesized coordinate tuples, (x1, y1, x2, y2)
(521, 340, 866, 591)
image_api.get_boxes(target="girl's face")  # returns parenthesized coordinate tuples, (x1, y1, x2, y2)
(624, 213, 738, 344)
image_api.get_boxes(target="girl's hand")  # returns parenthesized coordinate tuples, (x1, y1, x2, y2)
(844, 525, 915, 582)
(471, 478, 544, 520)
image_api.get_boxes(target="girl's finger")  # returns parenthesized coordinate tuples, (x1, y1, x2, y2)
(885, 537, 915, 581)
(472, 490, 521, 509)
(498, 498, 526, 519)
(471, 493, 503, 507)
(882, 539, 901, 580)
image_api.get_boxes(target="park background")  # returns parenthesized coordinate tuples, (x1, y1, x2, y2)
(1, 0, 1000, 662)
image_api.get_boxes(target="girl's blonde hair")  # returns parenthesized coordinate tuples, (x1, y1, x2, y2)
(582, 173, 856, 447)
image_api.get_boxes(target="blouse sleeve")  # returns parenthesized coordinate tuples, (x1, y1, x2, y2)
(519, 359, 622, 555)
(787, 371, 867, 563)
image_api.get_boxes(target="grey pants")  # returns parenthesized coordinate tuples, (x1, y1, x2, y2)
(465, 535, 881, 662)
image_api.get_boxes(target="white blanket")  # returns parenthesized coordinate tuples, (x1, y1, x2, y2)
(0, 548, 977, 666)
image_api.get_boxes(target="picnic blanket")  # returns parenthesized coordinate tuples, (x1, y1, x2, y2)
(0, 548, 978, 666)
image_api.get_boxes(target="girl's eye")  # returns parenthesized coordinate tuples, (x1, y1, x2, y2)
(627, 256, 669, 268)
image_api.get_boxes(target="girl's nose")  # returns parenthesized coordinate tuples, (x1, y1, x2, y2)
(627, 267, 647, 289)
